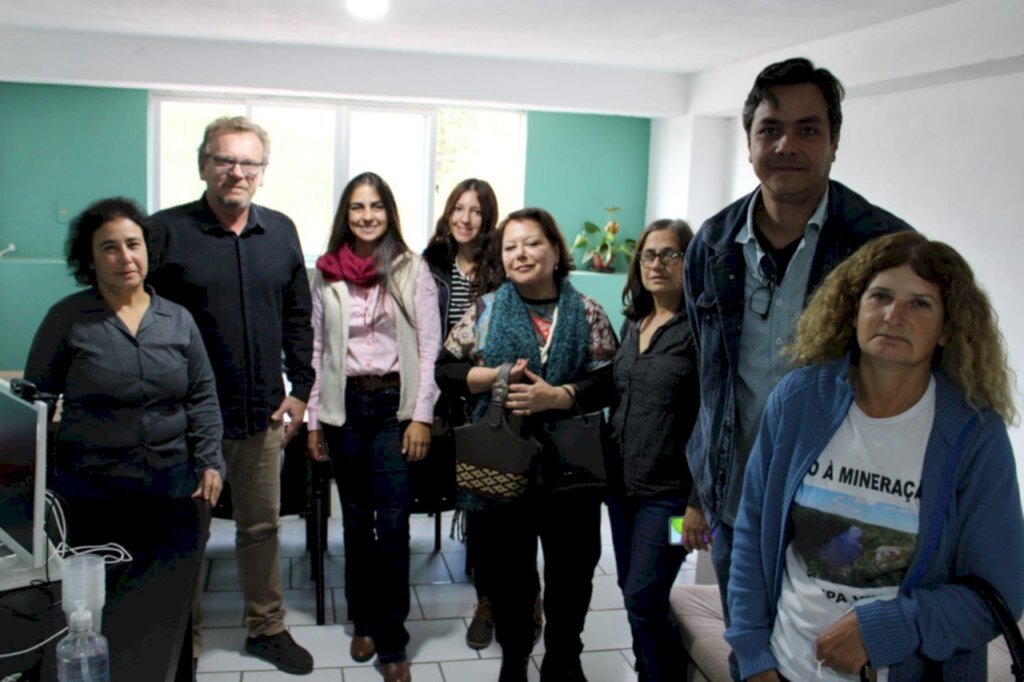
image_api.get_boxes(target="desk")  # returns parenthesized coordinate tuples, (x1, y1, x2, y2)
(0, 501, 208, 682)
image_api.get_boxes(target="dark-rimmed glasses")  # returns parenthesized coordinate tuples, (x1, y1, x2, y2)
(639, 249, 683, 267)
(208, 155, 265, 178)
(749, 254, 778, 320)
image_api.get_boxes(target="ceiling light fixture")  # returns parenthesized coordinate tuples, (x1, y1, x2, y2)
(346, 0, 389, 20)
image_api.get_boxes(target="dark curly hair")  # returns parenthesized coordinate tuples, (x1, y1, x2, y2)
(789, 232, 1017, 423)
(66, 197, 150, 287)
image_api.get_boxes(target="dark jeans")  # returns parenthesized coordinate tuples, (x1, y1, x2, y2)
(710, 521, 740, 682)
(474, 488, 602, 678)
(606, 494, 689, 682)
(322, 385, 411, 665)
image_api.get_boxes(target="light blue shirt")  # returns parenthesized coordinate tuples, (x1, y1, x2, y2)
(722, 187, 828, 524)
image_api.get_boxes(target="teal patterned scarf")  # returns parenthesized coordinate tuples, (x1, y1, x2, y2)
(482, 280, 588, 387)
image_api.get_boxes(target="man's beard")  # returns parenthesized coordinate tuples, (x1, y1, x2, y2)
(212, 190, 252, 211)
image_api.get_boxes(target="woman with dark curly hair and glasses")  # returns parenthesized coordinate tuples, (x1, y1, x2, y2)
(24, 197, 224, 557)
(726, 232, 1024, 681)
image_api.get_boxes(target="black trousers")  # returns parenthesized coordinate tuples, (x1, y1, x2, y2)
(472, 488, 602, 667)
(54, 463, 202, 603)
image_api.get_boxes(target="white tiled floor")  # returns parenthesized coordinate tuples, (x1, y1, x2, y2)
(195, 506, 697, 682)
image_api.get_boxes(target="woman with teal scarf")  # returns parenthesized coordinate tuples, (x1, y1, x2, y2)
(437, 207, 618, 682)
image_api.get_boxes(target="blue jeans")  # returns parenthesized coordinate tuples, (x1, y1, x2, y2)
(606, 495, 689, 682)
(710, 521, 740, 682)
(322, 385, 411, 664)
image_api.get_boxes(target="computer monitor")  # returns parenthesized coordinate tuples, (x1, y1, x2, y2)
(0, 378, 49, 583)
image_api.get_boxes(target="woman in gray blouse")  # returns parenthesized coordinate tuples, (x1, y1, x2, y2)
(24, 197, 224, 556)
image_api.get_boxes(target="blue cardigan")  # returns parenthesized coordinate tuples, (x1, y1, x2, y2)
(725, 359, 1024, 681)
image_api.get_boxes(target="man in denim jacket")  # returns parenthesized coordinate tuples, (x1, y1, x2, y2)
(682, 58, 911, 678)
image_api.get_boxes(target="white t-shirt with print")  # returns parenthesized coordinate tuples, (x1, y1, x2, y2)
(771, 378, 936, 681)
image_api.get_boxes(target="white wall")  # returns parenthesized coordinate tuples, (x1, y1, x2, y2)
(686, 0, 1024, 118)
(645, 115, 738, 229)
(0, 26, 688, 118)
(834, 71, 1024, 474)
(646, 116, 694, 224)
(686, 116, 737, 230)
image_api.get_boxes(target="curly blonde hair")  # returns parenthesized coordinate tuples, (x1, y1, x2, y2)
(789, 232, 1017, 424)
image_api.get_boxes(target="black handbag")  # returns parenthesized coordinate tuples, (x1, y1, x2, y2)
(453, 363, 541, 501)
(539, 392, 608, 493)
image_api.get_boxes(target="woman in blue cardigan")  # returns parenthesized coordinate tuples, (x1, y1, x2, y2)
(726, 232, 1023, 681)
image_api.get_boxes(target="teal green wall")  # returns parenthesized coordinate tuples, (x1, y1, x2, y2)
(0, 82, 148, 369)
(524, 111, 650, 273)
(0, 87, 646, 368)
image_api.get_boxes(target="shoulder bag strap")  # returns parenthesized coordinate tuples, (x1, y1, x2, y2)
(953, 575, 1024, 681)
(486, 363, 513, 427)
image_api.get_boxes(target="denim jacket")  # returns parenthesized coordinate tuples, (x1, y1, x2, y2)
(683, 180, 911, 528)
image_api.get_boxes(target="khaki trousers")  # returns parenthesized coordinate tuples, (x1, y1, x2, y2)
(193, 424, 286, 650)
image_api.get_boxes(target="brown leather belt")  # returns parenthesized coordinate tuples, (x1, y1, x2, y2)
(348, 373, 401, 392)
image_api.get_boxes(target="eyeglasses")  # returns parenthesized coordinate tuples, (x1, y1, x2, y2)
(749, 254, 777, 320)
(208, 155, 265, 177)
(639, 249, 683, 267)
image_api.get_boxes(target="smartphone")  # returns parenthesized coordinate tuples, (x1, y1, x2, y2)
(668, 516, 685, 545)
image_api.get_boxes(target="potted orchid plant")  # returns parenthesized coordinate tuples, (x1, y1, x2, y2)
(572, 206, 636, 272)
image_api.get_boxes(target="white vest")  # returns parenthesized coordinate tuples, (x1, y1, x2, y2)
(313, 252, 422, 427)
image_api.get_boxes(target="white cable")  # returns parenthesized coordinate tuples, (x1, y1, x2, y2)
(63, 544, 133, 565)
(0, 625, 68, 658)
(44, 492, 133, 566)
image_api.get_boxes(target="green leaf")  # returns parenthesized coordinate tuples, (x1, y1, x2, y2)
(571, 234, 590, 250)
(583, 221, 602, 234)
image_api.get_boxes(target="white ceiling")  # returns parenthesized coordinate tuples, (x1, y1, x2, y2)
(0, 0, 962, 74)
